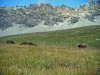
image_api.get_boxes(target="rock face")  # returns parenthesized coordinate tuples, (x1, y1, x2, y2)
(0, 1, 100, 30)
(70, 17, 79, 24)
(0, 8, 12, 30)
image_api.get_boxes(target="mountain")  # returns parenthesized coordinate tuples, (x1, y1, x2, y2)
(0, 1, 100, 37)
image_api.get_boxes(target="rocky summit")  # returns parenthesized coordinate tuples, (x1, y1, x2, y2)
(0, 1, 100, 30)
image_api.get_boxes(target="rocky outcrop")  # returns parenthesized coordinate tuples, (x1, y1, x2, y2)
(0, 8, 12, 30)
(70, 17, 80, 24)
(0, 1, 100, 30)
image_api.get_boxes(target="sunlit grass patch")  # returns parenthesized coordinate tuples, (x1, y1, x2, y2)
(0, 44, 100, 75)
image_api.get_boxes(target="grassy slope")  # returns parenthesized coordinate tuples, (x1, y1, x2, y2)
(0, 25, 100, 48)
(0, 26, 100, 75)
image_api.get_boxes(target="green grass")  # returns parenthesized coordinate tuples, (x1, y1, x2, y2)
(0, 25, 100, 48)
(0, 25, 100, 75)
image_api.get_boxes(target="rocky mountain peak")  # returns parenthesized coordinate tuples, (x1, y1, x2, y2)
(0, 1, 100, 30)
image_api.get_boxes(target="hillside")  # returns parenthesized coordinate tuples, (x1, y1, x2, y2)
(0, 26, 100, 75)
(0, 1, 100, 37)
(0, 25, 100, 49)
(0, 1, 100, 75)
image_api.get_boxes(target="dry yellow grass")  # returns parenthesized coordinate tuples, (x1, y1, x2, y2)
(0, 44, 100, 75)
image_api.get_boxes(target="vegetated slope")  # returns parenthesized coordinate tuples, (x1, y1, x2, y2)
(0, 26, 100, 75)
(0, 25, 100, 49)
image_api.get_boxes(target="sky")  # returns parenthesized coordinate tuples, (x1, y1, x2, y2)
(0, 0, 96, 7)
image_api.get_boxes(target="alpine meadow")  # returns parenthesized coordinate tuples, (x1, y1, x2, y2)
(0, 0, 100, 75)
(0, 26, 100, 75)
